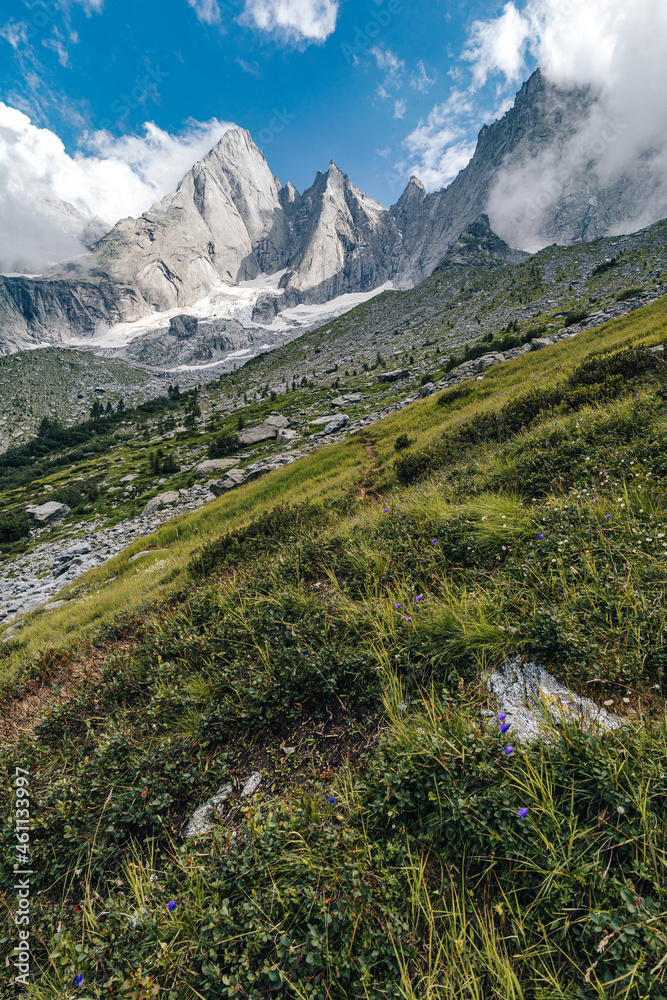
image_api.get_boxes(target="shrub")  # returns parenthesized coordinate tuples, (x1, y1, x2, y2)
(394, 434, 413, 451)
(616, 287, 643, 302)
(563, 309, 589, 327)
(0, 509, 30, 544)
(208, 430, 241, 459)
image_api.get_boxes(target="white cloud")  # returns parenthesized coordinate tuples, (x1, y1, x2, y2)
(462, 2, 530, 87)
(399, 100, 476, 189)
(371, 45, 405, 105)
(241, 0, 339, 42)
(186, 0, 222, 25)
(396, 91, 477, 190)
(461, 0, 667, 246)
(0, 103, 233, 273)
(411, 60, 436, 93)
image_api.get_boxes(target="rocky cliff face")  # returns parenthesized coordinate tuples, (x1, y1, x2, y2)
(93, 129, 290, 315)
(280, 162, 402, 305)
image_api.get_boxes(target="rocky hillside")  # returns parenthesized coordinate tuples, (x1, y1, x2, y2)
(0, 280, 666, 997)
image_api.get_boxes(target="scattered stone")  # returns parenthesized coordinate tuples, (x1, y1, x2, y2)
(330, 393, 363, 407)
(530, 338, 554, 351)
(276, 428, 299, 442)
(241, 772, 262, 798)
(419, 382, 434, 397)
(184, 783, 233, 838)
(487, 656, 621, 742)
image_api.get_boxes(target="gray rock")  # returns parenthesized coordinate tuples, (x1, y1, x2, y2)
(419, 382, 435, 397)
(530, 338, 553, 351)
(330, 393, 363, 407)
(264, 414, 291, 429)
(142, 490, 180, 516)
(377, 369, 411, 383)
(487, 656, 621, 742)
(324, 414, 349, 434)
(194, 458, 239, 479)
(471, 352, 505, 371)
(276, 428, 299, 442)
(184, 783, 233, 839)
(245, 466, 270, 482)
(237, 422, 279, 445)
(26, 501, 70, 523)
(241, 772, 262, 798)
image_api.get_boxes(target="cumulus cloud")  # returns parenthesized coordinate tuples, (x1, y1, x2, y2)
(0, 103, 233, 273)
(186, 0, 222, 25)
(396, 90, 476, 190)
(399, 99, 476, 190)
(460, 0, 667, 247)
(241, 0, 339, 42)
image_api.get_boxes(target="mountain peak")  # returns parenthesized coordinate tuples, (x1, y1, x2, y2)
(433, 214, 530, 273)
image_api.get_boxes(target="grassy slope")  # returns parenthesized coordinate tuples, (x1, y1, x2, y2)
(0, 296, 666, 998)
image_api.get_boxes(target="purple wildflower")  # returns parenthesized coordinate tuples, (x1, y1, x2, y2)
(538, 533, 545, 539)
(416, 594, 423, 602)
(499, 723, 511, 735)
(74, 974, 84, 986)
(503, 746, 514, 756)
(517, 808, 529, 820)
(432, 538, 437, 545)
(497, 713, 507, 722)
(395, 603, 401, 609)
(605, 514, 611, 520)
(406, 617, 412, 623)
(167, 900, 176, 913)
(326, 795, 335, 806)
(384, 508, 389, 513)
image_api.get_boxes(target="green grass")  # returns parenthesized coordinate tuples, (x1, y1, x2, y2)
(1, 296, 667, 998)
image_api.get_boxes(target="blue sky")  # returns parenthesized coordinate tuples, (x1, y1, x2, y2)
(0, 0, 536, 208)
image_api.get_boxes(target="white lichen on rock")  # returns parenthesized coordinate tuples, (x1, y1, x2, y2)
(487, 655, 621, 742)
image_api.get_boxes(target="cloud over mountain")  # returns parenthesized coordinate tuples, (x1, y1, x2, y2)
(0, 105, 232, 273)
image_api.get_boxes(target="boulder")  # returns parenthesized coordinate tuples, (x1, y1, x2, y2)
(487, 656, 621, 742)
(529, 338, 553, 351)
(324, 414, 349, 434)
(471, 352, 505, 371)
(238, 422, 279, 445)
(142, 490, 180, 516)
(26, 501, 70, 523)
(330, 393, 363, 407)
(377, 369, 411, 383)
(264, 414, 291, 429)
(194, 458, 239, 479)
(209, 469, 246, 497)
(277, 428, 299, 442)
(419, 382, 435, 397)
